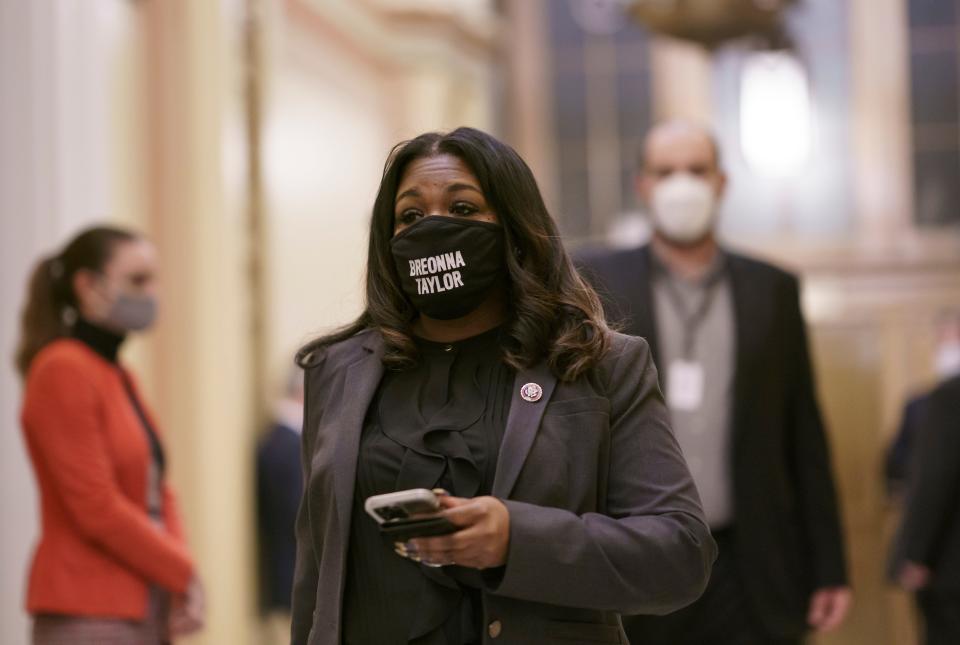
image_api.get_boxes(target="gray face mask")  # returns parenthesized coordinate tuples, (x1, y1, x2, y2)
(104, 292, 157, 332)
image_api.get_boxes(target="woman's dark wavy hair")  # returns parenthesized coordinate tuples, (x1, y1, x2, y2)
(296, 127, 610, 382)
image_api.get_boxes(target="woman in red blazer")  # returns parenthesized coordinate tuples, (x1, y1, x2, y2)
(16, 226, 204, 644)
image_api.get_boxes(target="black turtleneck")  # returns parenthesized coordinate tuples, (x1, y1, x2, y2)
(73, 318, 166, 477)
(73, 317, 124, 363)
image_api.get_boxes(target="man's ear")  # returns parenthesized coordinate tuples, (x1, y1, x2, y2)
(635, 172, 653, 206)
(714, 170, 728, 199)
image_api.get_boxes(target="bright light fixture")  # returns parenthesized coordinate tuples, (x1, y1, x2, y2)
(739, 50, 813, 178)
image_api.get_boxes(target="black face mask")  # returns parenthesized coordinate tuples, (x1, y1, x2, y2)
(390, 216, 506, 320)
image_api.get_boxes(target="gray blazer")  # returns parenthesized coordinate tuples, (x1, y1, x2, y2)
(291, 329, 715, 645)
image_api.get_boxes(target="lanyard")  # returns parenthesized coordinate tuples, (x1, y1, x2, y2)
(118, 368, 167, 477)
(657, 268, 726, 359)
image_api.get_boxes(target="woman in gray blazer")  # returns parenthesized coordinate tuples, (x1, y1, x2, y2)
(291, 127, 715, 645)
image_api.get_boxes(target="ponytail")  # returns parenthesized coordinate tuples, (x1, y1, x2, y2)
(14, 256, 71, 378)
(14, 226, 139, 379)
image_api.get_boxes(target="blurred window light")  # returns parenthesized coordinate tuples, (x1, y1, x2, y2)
(739, 50, 813, 178)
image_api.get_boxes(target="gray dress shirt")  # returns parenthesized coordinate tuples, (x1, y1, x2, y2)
(652, 252, 735, 528)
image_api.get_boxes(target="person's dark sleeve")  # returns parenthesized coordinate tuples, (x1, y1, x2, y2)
(783, 275, 848, 588)
(897, 382, 960, 566)
(884, 397, 924, 496)
(488, 336, 716, 615)
(256, 443, 270, 610)
(884, 407, 911, 493)
(257, 428, 305, 610)
(290, 369, 319, 645)
(279, 432, 305, 609)
(270, 429, 306, 547)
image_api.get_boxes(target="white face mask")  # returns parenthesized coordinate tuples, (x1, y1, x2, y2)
(935, 341, 960, 379)
(649, 173, 718, 245)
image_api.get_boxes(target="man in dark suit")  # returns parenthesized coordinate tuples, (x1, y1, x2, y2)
(885, 313, 960, 499)
(257, 366, 305, 638)
(886, 394, 930, 498)
(577, 120, 851, 644)
(892, 373, 960, 645)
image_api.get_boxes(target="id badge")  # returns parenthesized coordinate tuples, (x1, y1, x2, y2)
(667, 360, 704, 411)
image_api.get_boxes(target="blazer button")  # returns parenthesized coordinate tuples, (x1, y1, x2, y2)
(488, 620, 502, 639)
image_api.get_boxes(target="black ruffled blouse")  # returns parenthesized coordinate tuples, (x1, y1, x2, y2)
(342, 327, 513, 645)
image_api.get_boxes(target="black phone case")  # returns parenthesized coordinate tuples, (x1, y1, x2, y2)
(379, 516, 457, 542)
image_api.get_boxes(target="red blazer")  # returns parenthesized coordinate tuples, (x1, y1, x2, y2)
(21, 339, 194, 619)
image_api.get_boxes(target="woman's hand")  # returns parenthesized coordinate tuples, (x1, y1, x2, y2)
(397, 495, 510, 569)
(169, 575, 206, 637)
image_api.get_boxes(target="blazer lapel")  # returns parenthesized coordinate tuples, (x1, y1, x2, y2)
(492, 362, 558, 499)
(727, 254, 761, 446)
(333, 338, 385, 546)
(634, 246, 661, 371)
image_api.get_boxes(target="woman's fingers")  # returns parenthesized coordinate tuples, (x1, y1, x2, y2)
(440, 497, 486, 525)
(409, 502, 490, 551)
(436, 492, 465, 508)
(401, 497, 510, 568)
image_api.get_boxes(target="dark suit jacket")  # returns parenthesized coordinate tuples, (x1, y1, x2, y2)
(893, 374, 960, 591)
(885, 393, 930, 497)
(577, 244, 848, 637)
(291, 329, 716, 645)
(257, 422, 303, 611)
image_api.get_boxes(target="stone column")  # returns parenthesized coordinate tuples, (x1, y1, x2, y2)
(143, 2, 257, 643)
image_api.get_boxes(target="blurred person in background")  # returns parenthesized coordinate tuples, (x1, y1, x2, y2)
(256, 364, 305, 642)
(578, 120, 851, 645)
(291, 127, 716, 645)
(885, 310, 960, 499)
(15, 226, 204, 645)
(890, 345, 960, 644)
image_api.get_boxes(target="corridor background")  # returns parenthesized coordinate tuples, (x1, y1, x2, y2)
(2, 1, 959, 644)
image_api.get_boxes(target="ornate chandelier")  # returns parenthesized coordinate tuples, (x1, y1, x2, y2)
(628, 0, 798, 48)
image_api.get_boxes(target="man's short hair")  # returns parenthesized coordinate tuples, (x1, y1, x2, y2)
(638, 120, 724, 172)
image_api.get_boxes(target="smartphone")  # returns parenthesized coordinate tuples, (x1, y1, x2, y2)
(364, 488, 458, 541)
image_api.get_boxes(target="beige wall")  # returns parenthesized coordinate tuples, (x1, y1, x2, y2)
(261, 0, 499, 396)
(261, 6, 396, 395)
